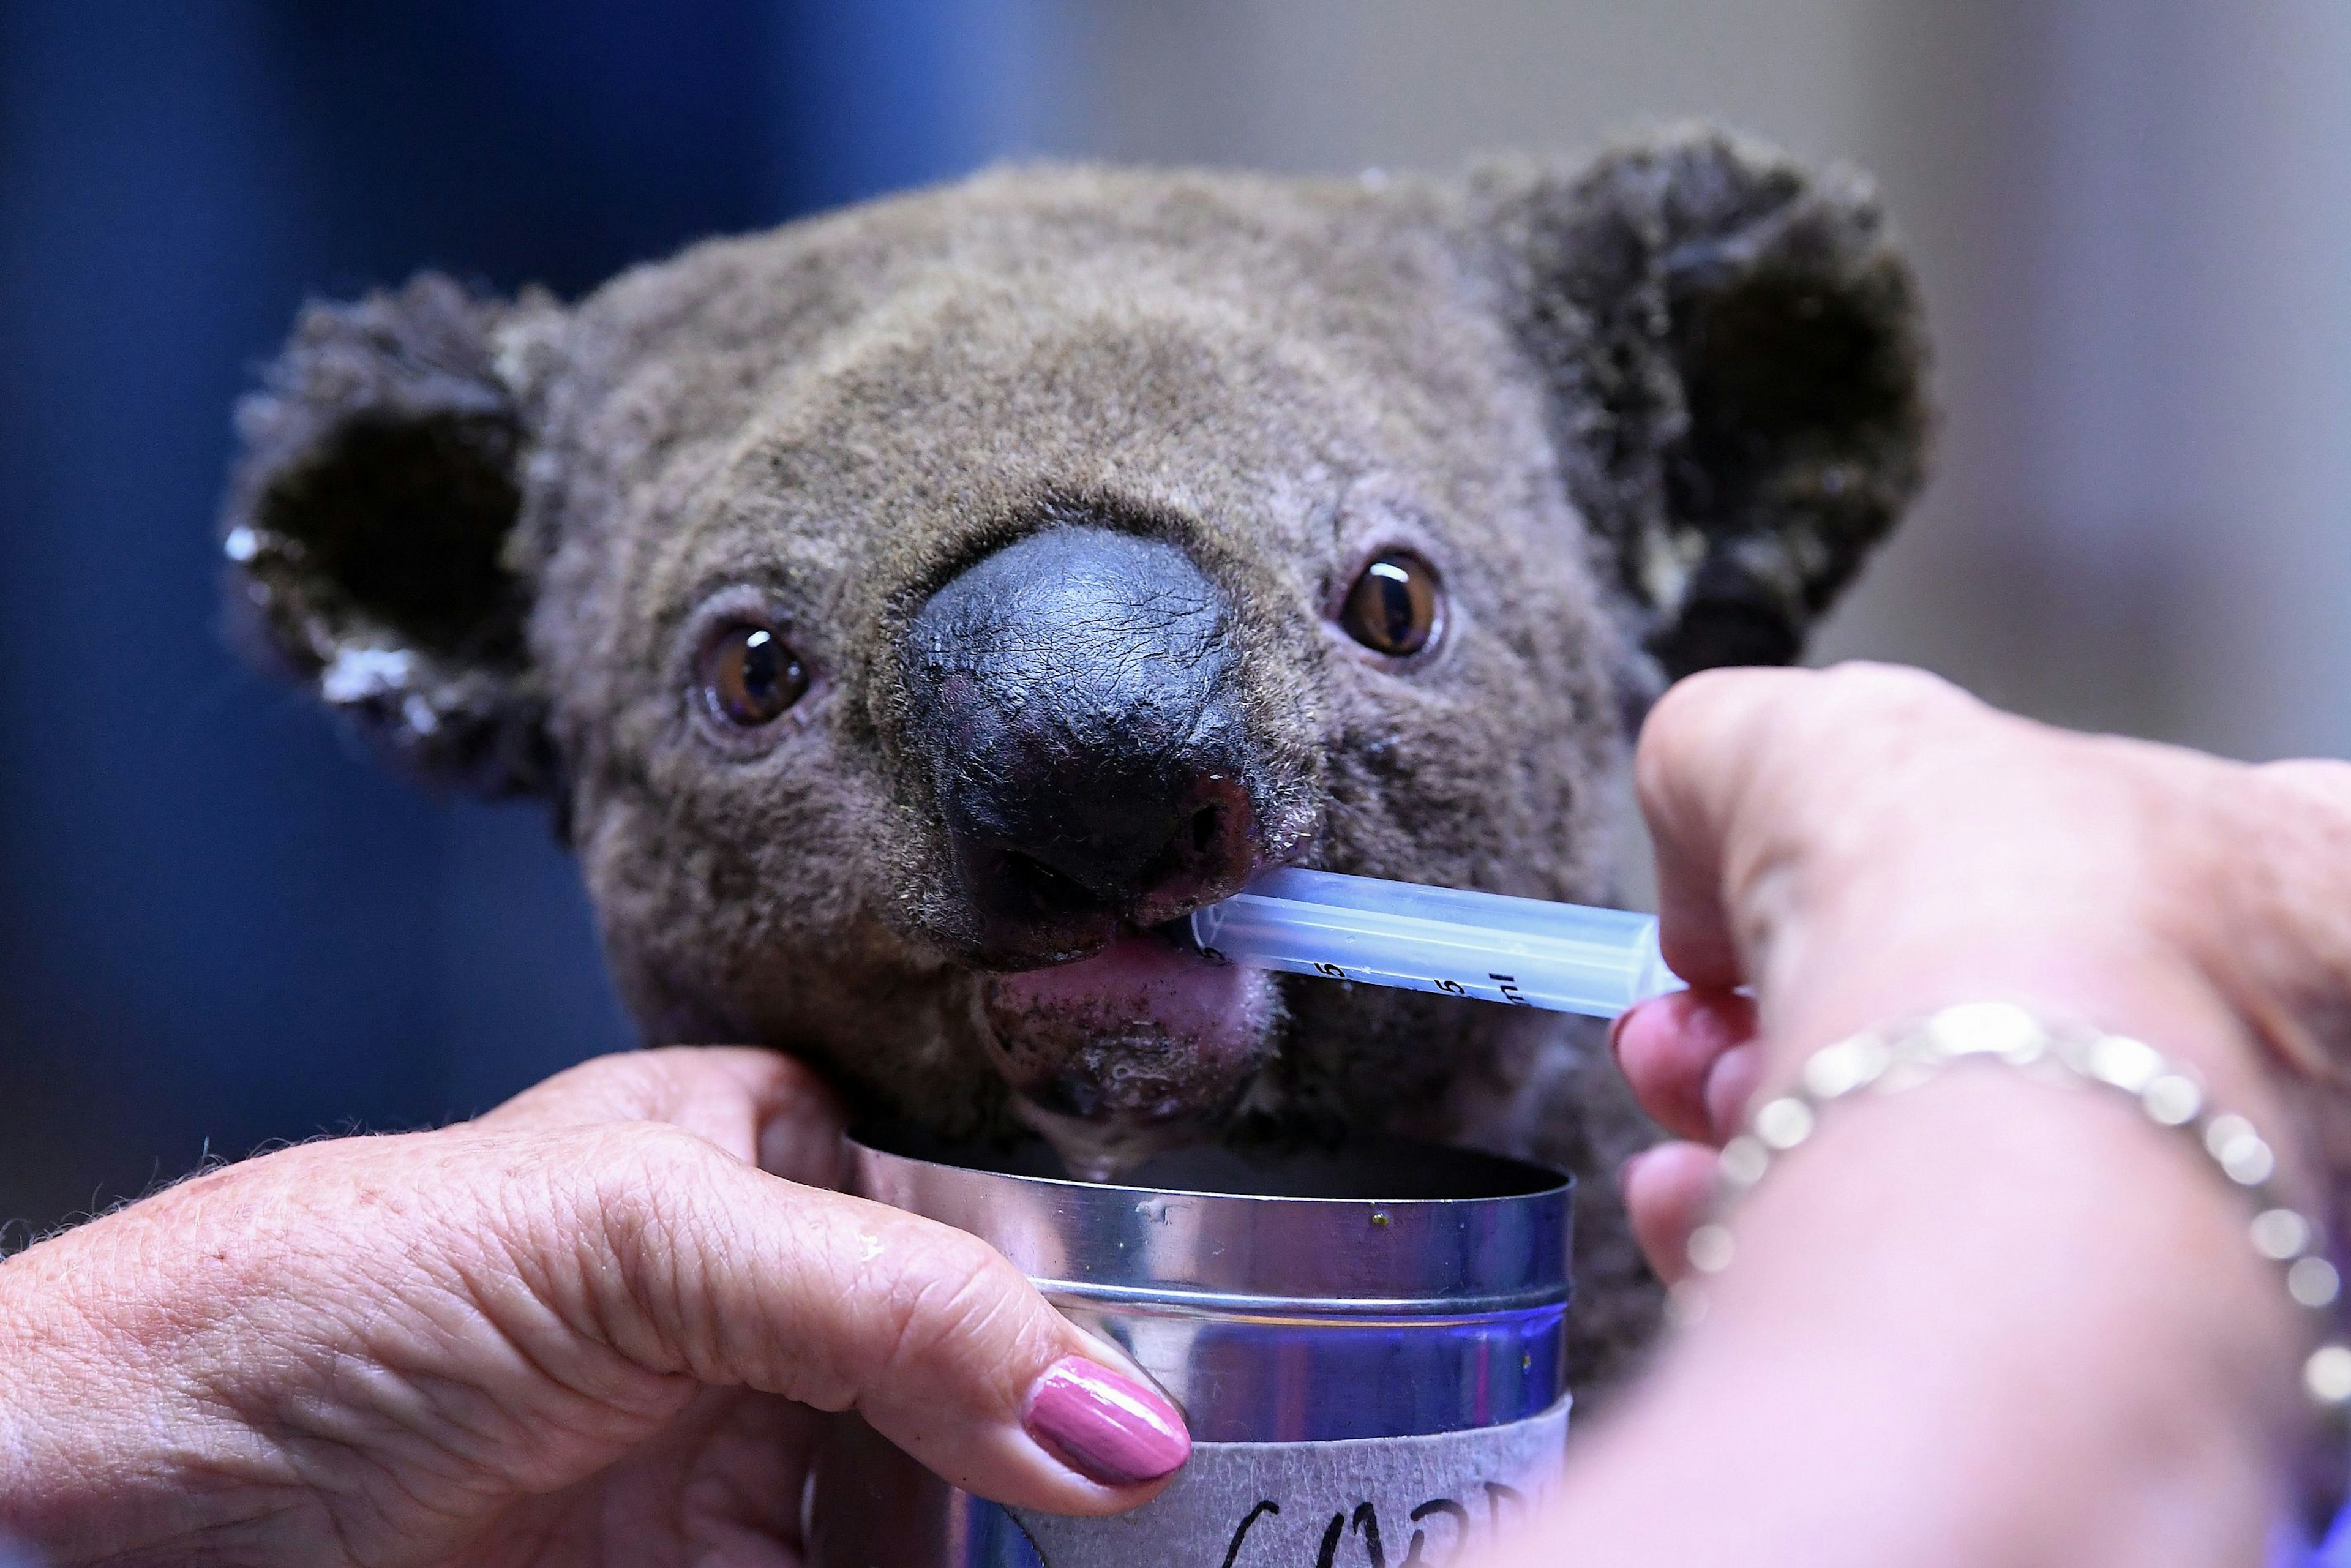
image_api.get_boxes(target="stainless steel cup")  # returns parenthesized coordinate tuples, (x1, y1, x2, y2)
(807, 1129, 1574, 1568)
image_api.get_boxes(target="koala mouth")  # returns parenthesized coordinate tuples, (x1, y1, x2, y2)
(979, 928, 1280, 1181)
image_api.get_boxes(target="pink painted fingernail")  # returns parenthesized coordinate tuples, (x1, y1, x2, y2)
(1024, 1356, 1191, 1486)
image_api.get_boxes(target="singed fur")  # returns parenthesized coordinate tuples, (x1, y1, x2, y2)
(223, 130, 1930, 1388)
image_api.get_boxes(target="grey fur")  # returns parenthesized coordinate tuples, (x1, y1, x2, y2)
(221, 128, 1930, 1390)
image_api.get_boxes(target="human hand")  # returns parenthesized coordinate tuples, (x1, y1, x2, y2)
(1615, 660, 2351, 1283)
(1476, 663, 2351, 1568)
(0, 1048, 1188, 1567)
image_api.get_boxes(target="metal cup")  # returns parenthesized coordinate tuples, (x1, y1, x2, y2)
(807, 1128, 1573, 1568)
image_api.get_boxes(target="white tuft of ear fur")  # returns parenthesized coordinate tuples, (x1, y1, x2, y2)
(1476, 126, 1932, 684)
(221, 274, 566, 798)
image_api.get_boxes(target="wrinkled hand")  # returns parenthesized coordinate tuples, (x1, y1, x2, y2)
(1613, 661, 2351, 1281)
(0, 1049, 1188, 1567)
(1475, 662, 2351, 1568)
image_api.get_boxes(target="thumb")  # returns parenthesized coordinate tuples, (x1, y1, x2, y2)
(1635, 662, 1979, 996)
(485, 1120, 1191, 1514)
(478, 1045, 847, 1187)
(1633, 665, 1809, 992)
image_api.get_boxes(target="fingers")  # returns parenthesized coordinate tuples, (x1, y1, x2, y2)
(1703, 1045, 1764, 1141)
(477, 1054, 1188, 1508)
(481, 1047, 846, 1186)
(1620, 1141, 1719, 1285)
(1634, 666, 1796, 991)
(492, 1124, 1188, 1514)
(1611, 990, 1759, 1141)
(1646, 667, 1974, 982)
(1613, 992, 1760, 1284)
(1635, 662, 1981, 997)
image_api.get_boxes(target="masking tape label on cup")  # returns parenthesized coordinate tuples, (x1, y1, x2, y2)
(1012, 1396, 1570, 1567)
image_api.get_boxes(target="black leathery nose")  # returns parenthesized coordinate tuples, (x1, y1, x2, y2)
(903, 525, 1264, 962)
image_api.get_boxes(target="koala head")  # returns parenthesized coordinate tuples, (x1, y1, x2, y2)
(224, 129, 1926, 1378)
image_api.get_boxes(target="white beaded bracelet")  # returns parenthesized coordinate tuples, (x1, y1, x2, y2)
(1675, 1000, 2351, 1430)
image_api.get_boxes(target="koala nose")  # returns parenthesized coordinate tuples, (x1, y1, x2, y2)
(904, 524, 1264, 962)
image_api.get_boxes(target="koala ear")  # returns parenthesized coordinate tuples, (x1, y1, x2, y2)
(222, 273, 561, 797)
(1478, 127, 1930, 681)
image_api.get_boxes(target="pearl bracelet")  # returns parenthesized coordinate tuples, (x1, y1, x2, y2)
(1675, 1000, 2351, 1431)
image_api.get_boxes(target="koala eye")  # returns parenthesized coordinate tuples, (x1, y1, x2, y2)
(1338, 553, 1441, 657)
(699, 621, 809, 727)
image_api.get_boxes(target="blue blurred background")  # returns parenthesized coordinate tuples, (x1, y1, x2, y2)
(2, 0, 2347, 1241)
(0, 0, 1061, 1237)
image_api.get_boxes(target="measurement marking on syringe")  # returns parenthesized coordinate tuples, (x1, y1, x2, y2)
(1196, 869, 1682, 1019)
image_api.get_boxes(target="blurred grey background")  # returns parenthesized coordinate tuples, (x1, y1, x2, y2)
(4, 0, 2345, 1236)
(1047, 0, 2351, 758)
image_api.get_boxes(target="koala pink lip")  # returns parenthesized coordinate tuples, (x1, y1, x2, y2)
(992, 929, 1249, 1024)
(979, 932, 1280, 1169)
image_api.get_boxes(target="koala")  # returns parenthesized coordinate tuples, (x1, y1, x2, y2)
(221, 128, 1928, 1388)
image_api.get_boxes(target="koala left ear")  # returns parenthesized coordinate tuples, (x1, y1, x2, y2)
(222, 273, 563, 798)
(1476, 127, 1931, 681)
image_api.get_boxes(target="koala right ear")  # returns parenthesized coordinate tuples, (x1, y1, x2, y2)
(1475, 129, 1931, 687)
(222, 273, 560, 798)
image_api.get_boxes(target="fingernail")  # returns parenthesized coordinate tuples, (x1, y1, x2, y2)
(1703, 1043, 1763, 1139)
(1608, 998, 1651, 1065)
(1024, 1356, 1191, 1487)
(1618, 1146, 1656, 1192)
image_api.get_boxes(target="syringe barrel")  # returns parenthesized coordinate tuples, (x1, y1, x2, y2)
(1190, 867, 1681, 1020)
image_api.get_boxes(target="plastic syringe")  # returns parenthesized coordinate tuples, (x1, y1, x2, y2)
(1189, 867, 1684, 1020)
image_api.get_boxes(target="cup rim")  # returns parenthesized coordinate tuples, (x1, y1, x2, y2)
(848, 1122, 1572, 1204)
(845, 1127, 1575, 1311)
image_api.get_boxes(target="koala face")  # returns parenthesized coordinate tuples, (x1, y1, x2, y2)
(223, 131, 1927, 1381)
